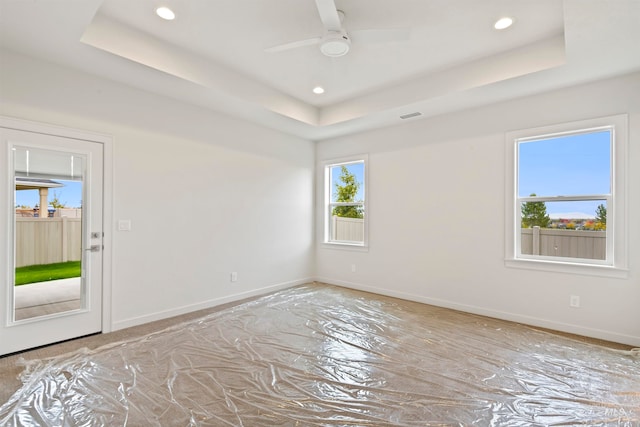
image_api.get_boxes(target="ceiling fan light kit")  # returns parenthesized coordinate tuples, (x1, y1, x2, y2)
(320, 32, 351, 57)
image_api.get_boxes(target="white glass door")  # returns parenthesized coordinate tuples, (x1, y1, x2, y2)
(0, 127, 103, 355)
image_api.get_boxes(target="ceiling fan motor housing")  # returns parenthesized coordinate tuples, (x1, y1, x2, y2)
(320, 31, 351, 57)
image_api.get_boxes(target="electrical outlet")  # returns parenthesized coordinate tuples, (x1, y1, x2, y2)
(231, 272, 238, 282)
(351, 264, 356, 273)
(569, 295, 580, 308)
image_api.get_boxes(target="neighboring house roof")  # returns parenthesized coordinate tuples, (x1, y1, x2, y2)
(549, 212, 596, 220)
(15, 177, 64, 191)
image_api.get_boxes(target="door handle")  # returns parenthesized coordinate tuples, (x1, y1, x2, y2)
(85, 245, 101, 252)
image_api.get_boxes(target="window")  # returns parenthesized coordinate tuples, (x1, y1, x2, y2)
(323, 156, 367, 247)
(505, 115, 627, 277)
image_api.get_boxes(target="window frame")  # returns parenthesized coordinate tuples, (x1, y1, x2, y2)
(505, 115, 628, 278)
(322, 155, 368, 249)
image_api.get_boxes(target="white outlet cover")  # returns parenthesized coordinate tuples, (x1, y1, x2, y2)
(117, 220, 131, 231)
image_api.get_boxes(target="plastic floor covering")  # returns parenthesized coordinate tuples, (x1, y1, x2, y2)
(1, 284, 639, 426)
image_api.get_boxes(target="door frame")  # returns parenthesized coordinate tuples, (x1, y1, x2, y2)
(1, 115, 113, 336)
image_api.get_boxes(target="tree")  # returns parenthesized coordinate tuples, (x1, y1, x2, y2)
(595, 204, 606, 225)
(521, 193, 550, 228)
(50, 190, 67, 209)
(332, 165, 363, 218)
(595, 203, 606, 230)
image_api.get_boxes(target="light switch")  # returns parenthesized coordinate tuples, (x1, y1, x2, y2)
(118, 219, 131, 231)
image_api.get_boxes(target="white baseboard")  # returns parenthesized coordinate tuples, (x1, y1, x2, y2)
(316, 276, 640, 348)
(111, 277, 312, 331)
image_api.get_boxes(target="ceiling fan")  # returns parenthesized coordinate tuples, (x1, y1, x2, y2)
(265, 0, 411, 57)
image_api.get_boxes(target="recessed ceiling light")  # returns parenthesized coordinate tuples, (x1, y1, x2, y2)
(313, 86, 325, 94)
(494, 17, 513, 30)
(156, 6, 175, 21)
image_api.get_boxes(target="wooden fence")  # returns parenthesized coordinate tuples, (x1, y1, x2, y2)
(521, 227, 606, 260)
(330, 219, 605, 259)
(15, 217, 82, 267)
(332, 216, 364, 242)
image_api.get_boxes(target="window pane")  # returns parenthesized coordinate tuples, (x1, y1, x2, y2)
(325, 158, 366, 246)
(520, 200, 607, 261)
(518, 131, 610, 197)
(330, 162, 364, 203)
(14, 148, 85, 321)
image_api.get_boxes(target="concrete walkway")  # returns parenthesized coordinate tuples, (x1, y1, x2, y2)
(14, 278, 81, 320)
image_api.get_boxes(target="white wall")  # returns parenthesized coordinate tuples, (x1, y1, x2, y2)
(316, 72, 640, 346)
(0, 49, 315, 330)
(2, 47, 638, 347)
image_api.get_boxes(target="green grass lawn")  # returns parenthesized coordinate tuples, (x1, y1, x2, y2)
(15, 261, 81, 286)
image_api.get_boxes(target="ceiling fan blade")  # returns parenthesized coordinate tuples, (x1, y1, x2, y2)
(264, 37, 322, 53)
(350, 28, 412, 44)
(314, 0, 342, 32)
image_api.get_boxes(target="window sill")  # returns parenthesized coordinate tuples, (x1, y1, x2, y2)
(321, 242, 369, 252)
(505, 258, 628, 279)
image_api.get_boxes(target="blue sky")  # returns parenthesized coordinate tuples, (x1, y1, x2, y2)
(518, 130, 610, 215)
(15, 180, 83, 208)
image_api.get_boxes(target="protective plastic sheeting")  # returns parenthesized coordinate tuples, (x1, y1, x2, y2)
(1, 284, 639, 426)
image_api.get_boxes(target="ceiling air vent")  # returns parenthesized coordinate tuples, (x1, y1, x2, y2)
(400, 112, 422, 120)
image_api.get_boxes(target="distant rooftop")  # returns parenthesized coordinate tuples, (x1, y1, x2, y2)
(549, 212, 596, 220)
